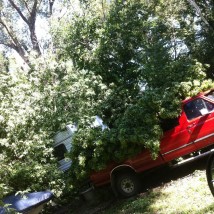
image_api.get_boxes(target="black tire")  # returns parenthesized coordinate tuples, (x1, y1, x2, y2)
(116, 172, 141, 198)
(206, 152, 214, 197)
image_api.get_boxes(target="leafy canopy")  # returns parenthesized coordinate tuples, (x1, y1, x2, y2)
(1, 0, 214, 204)
(61, 0, 214, 182)
(0, 53, 107, 199)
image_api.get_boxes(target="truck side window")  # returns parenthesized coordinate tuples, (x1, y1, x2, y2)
(205, 100, 214, 111)
(184, 98, 214, 120)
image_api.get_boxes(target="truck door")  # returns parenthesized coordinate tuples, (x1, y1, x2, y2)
(183, 97, 214, 150)
(160, 111, 197, 162)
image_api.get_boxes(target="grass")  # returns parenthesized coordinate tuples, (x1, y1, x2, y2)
(67, 158, 214, 214)
(101, 170, 214, 214)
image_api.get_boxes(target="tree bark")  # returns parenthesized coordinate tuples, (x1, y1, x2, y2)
(9, 0, 42, 56)
(0, 18, 30, 65)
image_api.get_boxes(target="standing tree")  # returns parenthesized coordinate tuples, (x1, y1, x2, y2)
(185, 0, 214, 79)
(0, 0, 56, 66)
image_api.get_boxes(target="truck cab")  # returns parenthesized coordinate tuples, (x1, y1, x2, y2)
(90, 89, 214, 197)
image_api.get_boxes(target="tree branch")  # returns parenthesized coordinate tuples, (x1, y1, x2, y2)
(8, 0, 29, 25)
(8, 0, 41, 56)
(28, 0, 38, 25)
(0, 19, 30, 65)
(187, 0, 214, 31)
(0, 19, 19, 48)
(23, 0, 31, 16)
(49, 0, 55, 15)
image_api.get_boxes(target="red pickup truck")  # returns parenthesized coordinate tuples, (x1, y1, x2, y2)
(89, 89, 214, 197)
(54, 89, 214, 198)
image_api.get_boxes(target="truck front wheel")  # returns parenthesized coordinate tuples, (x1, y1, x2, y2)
(115, 172, 141, 198)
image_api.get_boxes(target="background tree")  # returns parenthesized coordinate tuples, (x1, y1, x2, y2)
(1, 0, 214, 206)
(185, 0, 214, 79)
(0, 0, 56, 66)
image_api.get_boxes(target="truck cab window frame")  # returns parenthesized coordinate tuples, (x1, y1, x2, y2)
(184, 98, 214, 120)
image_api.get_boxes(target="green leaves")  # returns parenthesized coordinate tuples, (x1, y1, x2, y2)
(1, 0, 214, 204)
(59, 0, 214, 185)
(0, 49, 109, 200)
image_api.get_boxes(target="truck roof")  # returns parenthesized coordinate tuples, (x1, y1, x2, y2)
(182, 88, 214, 105)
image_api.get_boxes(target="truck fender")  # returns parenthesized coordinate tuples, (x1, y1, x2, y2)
(110, 164, 137, 196)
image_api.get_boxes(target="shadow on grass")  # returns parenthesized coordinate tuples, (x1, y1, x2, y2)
(102, 189, 214, 214)
(139, 155, 208, 192)
(101, 191, 169, 214)
(102, 156, 211, 214)
(66, 156, 211, 214)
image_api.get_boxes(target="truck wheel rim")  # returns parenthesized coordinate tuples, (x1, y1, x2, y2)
(121, 178, 135, 194)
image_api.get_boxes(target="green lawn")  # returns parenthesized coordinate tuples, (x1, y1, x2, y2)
(101, 170, 214, 214)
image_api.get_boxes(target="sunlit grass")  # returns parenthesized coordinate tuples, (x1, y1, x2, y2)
(102, 170, 214, 214)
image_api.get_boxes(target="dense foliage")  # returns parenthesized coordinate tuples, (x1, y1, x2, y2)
(1, 0, 214, 207)
(61, 0, 214, 183)
(0, 55, 107, 200)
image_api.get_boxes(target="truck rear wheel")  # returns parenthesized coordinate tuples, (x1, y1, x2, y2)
(115, 172, 141, 198)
